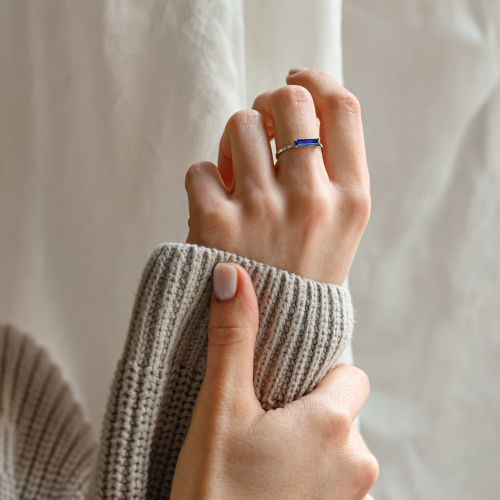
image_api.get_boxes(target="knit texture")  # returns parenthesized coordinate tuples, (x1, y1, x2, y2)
(0, 325, 97, 500)
(0, 243, 354, 500)
(88, 242, 353, 499)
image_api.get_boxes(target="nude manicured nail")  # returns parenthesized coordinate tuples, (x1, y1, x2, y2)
(288, 67, 309, 75)
(213, 263, 238, 301)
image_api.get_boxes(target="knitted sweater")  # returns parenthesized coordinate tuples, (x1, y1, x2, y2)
(0, 243, 354, 500)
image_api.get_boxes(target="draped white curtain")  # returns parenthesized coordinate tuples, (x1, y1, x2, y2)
(344, 1, 500, 498)
(0, 0, 346, 437)
(0, 0, 498, 499)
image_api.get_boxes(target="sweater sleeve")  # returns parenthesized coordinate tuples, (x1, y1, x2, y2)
(0, 325, 97, 500)
(88, 242, 354, 500)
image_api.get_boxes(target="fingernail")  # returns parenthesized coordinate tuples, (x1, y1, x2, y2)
(213, 263, 238, 301)
(288, 67, 308, 75)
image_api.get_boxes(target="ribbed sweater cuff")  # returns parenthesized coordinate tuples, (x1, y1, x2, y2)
(91, 242, 354, 499)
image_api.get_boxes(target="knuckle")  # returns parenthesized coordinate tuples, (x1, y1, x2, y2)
(228, 109, 263, 133)
(339, 90, 361, 115)
(316, 405, 352, 445)
(252, 89, 273, 111)
(208, 325, 249, 347)
(337, 364, 371, 397)
(354, 367, 371, 394)
(330, 408, 352, 439)
(185, 161, 214, 190)
(357, 453, 379, 494)
(327, 89, 361, 117)
(341, 188, 371, 230)
(272, 85, 314, 109)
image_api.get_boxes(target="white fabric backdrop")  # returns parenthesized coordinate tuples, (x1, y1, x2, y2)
(0, 0, 498, 498)
(0, 0, 348, 436)
(344, 1, 500, 498)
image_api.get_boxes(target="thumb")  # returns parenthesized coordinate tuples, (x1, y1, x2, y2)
(201, 262, 261, 415)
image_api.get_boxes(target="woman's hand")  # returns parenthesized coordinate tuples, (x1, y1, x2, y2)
(185, 69, 370, 285)
(171, 263, 378, 500)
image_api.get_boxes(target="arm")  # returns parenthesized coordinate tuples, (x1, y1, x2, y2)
(0, 71, 373, 500)
(88, 242, 353, 499)
(89, 69, 373, 499)
(0, 325, 96, 500)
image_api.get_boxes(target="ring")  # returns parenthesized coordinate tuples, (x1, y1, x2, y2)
(276, 138, 323, 160)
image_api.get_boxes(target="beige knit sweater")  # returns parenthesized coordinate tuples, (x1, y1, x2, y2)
(0, 243, 354, 499)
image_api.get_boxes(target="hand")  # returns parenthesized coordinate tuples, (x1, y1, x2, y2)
(185, 69, 370, 285)
(170, 263, 378, 500)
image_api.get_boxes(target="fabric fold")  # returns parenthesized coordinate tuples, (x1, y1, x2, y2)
(90, 242, 353, 499)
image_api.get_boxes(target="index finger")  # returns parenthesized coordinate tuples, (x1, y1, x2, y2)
(286, 70, 369, 192)
(301, 363, 370, 422)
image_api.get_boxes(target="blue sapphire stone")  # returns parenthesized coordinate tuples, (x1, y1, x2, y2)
(294, 138, 321, 148)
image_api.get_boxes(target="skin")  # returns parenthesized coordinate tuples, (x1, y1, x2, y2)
(172, 70, 377, 499)
(185, 69, 370, 285)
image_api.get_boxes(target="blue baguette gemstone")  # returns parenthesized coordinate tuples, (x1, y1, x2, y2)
(294, 138, 321, 148)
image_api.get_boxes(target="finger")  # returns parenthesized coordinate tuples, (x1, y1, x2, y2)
(288, 66, 309, 76)
(253, 85, 325, 183)
(252, 89, 276, 141)
(201, 263, 262, 419)
(286, 70, 369, 191)
(218, 110, 275, 193)
(185, 161, 229, 244)
(185, 160, 228, 210)
(302, 363, 370, 422)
